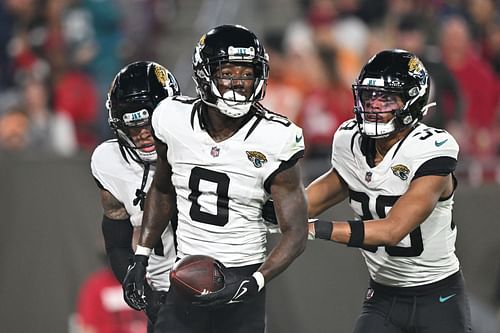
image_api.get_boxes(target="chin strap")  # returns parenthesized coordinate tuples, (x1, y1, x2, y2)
(133, 163, 150, 210)
(421, 102, 437, 117)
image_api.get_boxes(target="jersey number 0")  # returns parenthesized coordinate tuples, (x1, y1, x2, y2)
(188, 166, 230, 226)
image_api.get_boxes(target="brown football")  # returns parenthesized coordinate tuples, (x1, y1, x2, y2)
(169, 255, 224, 299)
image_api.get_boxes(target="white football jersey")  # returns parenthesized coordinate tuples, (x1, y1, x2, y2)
(152, 97, 304, 267)
(332, 119, 460, 287)
(91, 141, 176, 291)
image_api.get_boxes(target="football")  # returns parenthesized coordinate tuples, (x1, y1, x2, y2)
(169, 255, 224, 299)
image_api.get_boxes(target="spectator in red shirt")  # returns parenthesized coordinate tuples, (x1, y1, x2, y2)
(53, 69, 99, 151)
(439, 15, 499, 159)
(76, 266, 148, 333)
(299, 47, 354, 158)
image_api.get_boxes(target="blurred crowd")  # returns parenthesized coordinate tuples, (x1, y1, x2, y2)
(0, 0, 173, 156)
(260, 0, 500, 184)
(1, 0, 500, 184)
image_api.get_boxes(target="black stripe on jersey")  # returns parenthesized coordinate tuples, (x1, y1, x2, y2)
(245, 116, 263, 140)
(351, 131, 361, 157)
(190, 100, 204, 130)
(413, 156, 457, 180)
(94, 177, 105, 190)
(360, 136, 376, 167)
(263, 150, 305, 193)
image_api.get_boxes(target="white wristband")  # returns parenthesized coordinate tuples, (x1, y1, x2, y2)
(252, 271, 265, 292)
(135, 245, 152, 256)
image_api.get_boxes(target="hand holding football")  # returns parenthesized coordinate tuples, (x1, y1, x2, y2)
(169, 255, 224, 299)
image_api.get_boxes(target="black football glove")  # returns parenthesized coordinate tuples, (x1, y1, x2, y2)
(122, 254, 149, 311)
(262, 199, 277, 225)
(192, 261, 261, 307)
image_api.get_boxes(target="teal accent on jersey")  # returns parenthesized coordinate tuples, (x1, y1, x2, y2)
(435, 139, 448, 147)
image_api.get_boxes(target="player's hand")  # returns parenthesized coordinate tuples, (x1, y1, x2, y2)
(192, 262, 261, 307)
(122, 254, 149, 311)
(262, 199, 277, 225)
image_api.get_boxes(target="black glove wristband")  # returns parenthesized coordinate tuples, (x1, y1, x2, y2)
(347, 220, 365, 247)
(135, 254, 149, 266)
(314, 220, 333, 240)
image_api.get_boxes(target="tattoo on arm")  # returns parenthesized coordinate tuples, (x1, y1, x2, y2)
(101, 190, 129, 220)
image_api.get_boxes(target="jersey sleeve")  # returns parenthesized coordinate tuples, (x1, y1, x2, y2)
(151, 97, 173, 146)
(409, 129, 459, 180)
(90, 143, 122, 202)
(331, 119, 358, 169)
(277, 122, 305, 162)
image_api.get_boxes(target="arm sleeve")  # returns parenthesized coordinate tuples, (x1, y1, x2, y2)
(101, 216, 134, 282)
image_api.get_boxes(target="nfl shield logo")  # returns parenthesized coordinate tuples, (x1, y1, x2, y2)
(211, 146, 220, 157)
(365, 171, 372, 182)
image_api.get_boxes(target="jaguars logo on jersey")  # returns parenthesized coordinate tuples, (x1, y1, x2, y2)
(246, 151, 267, 168)
(391, 164, 410, 180)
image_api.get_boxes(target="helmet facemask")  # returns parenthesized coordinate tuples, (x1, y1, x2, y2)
(107, 104, 157, 163)
(192, 25, 269, 118)
(352, 50, 435, 138)
(353, 86, 408, 138)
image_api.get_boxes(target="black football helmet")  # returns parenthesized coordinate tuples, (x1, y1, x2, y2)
(352, 49, 434, 138)
(192, 24, 269, 118)
(107, 61, 180, 163)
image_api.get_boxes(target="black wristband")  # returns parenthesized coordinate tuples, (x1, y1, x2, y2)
(314, 220, 333, 240)
(347, 220, 364, 247)
(135, 254, 149, 266)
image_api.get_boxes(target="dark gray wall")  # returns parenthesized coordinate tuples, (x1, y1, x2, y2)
(0, 154, 498, 332)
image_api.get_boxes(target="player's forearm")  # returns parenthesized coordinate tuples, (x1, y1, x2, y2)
(139, 186, 176, 249)
(313, 219, 410, 247)
(259, 193, 308, 282)
(259, 223, 307, 283)
(306, 169, 348, 217)
(101, 216, 134, 282)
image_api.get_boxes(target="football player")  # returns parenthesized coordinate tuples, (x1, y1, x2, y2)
(123, 24, 308, 333)
(306, 49, 472, 332)
(90, 61, 180, 330)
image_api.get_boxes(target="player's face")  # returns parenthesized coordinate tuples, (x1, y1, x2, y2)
(360, 91, 404, 123)
(214, 63, 255, 99)
(128, 125, 155, 152)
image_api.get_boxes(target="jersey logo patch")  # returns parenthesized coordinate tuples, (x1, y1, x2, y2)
(246, 151, 267, 168)
(391, 164, 410, 180)
(435, 139, 448, 147)
(211, 146, 220, 157)
(439, 294, 456, 303)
